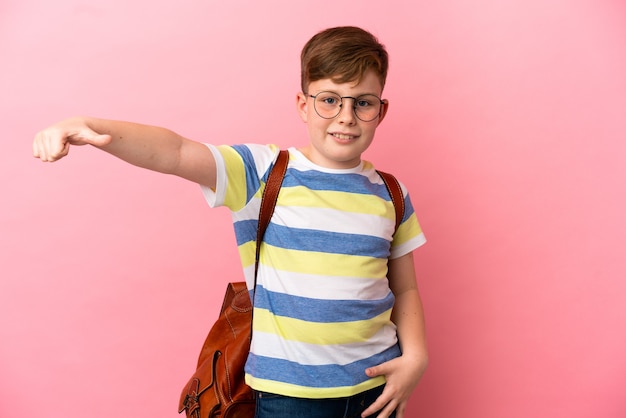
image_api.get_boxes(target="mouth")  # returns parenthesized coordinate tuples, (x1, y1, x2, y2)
(330, 132, 358, 141)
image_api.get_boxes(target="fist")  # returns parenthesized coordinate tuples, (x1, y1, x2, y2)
(33, 118, 112, 162)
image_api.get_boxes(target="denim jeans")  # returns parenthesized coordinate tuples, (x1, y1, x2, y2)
(254, 384, 396, 418)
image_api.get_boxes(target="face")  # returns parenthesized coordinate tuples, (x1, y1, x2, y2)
(296, 70, 388, 169)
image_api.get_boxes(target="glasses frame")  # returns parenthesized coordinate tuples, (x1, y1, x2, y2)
(307, 91, 385, 122)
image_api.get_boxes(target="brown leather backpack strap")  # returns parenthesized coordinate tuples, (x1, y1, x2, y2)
(377, 170, 405, 234)
(254, 150, 289, 278)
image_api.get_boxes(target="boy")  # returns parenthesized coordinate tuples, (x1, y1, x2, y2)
(33, 26, 428, 418)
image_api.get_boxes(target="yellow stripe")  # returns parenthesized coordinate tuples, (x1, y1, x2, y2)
(238, 240, 256, 268)
(253, 308, 393, 345)
(246, 374, 386, 399)
(261, 245, 388, 279)
(393, 213, 423, 247)
(279, 188, 394, 220)
(218, 146, 248, 211)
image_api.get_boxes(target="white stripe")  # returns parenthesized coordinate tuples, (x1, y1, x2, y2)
(201, 144, 227, 207)
(247, 143, 278, 178)
(243, 263, 256, 288)
(232, 196, 262, 222)
(390, 234, 427, 259)
(250, 325, 398, 366)
(256, 265, 391, 300)
(288, 148, 365, 174)
(272, 206, 393, 239)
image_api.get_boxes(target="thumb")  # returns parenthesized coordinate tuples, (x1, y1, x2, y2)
(365, 362, 388, 378)
(69, 129, 112, 147)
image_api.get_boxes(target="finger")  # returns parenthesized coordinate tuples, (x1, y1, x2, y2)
(33, 137, 50, 162)
(395, 401, 407, 418)
(55, 142, 71, 161)
(383, 402, 399, 418)
(33, 131, 53, 161)
(361, 391, 393, 418)
(377, 403, 396, 418)
(44, 135, 70, 162)
(362, 400, 397, 418)
(32, 133, 42, 159)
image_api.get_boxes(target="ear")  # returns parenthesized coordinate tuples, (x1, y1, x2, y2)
(377, 99, 389, 126)
(296, 92, 309, 123)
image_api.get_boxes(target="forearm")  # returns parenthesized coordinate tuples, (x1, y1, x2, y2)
(392, 288, 429, 371)
(388, 252, 429, 367)
(83, 117, 186, 174)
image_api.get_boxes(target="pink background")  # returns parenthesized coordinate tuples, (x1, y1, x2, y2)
(2, 0, 625, 417)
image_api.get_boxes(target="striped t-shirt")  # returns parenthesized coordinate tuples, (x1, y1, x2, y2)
(201, 144, 426, 399)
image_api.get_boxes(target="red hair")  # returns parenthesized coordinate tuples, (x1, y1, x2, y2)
(300, 26, 389, 92)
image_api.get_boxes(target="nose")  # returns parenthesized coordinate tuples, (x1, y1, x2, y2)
(337, 98, 357, 124)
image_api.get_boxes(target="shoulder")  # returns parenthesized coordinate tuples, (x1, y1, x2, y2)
(211, 143, 280, 176)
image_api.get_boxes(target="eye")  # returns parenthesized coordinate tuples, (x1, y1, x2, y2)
(355, 96, 376, 108)
(317, 93, 340, 106)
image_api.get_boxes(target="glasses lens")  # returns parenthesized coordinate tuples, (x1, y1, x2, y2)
(313, 92, 342, 119)
(354, 95, 382, 122)
(311, 92, 382, 121)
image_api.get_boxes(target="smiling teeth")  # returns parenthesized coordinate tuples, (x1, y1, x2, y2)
(333, 133, 355, 140)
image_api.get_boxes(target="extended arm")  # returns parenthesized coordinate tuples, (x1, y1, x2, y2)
(33, 116, 217, 189)
(362, 251, 428, 418)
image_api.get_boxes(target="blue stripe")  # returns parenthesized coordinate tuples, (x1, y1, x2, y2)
(253, 285, 395, 322)
(231, 145, 261, 203)
(233, 219, 258, 246)
(245, 344, 401, 388)
(263, 224, 390, 258)
(283, 169, 391, 199)
(403, 193, 415, 223)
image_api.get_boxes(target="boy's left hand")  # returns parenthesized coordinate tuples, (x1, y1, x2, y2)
(362, 355, 426, 418)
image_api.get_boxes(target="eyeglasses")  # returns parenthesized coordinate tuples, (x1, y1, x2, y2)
(307, 91, 384, 122)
